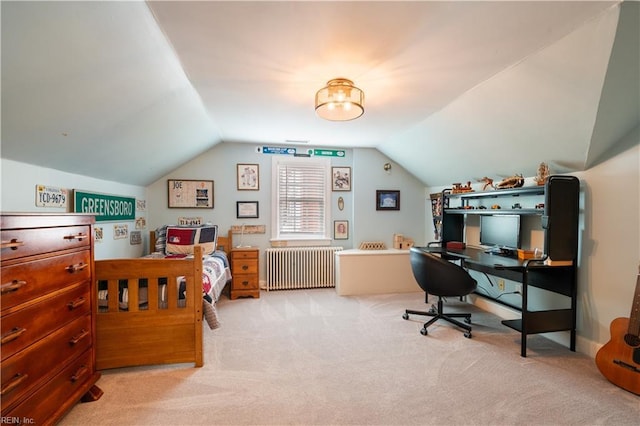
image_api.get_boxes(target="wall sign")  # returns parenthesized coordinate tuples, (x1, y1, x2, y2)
(74, 190, 135, 222)
(36, 185, 69, 208)
(257, 146, 296, 155)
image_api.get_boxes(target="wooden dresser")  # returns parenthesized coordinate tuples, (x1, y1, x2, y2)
(1, 213, 102, 424)
(230, 247, 260, 299)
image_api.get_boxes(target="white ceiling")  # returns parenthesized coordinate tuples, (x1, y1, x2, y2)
(2, 1, 638, 187)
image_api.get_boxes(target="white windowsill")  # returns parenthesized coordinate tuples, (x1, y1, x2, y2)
(269, 238, 332, 247)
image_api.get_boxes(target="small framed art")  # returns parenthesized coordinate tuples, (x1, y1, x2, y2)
(236, 201, 259, 218)
(332, 167, 351, 191)
(376, 190, 400, 211)
(237, 164, 259, 190)
(334, 220, 349, 240)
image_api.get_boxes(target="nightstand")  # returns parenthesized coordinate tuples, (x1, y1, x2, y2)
(230, 247, 260, 299)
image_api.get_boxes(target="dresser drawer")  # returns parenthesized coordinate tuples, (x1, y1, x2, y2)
(232, 275, 259, 291)
(1, 225, 91, 262)
(1, 283, 90, 360)
(4, 349, 96, 425)
(232, 259, 258, 275)
(1, 250, 91, 312)
(232, 250, 258, 260)
(1, 314, 92, 412)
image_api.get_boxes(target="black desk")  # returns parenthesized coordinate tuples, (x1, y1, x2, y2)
(421, 246, 577, 357)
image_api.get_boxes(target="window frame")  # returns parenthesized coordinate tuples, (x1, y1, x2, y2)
(271, 156, 331, 246)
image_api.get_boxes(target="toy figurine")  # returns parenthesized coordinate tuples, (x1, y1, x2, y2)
(496, 174, 524, 189)
(534, 162, 550, 186)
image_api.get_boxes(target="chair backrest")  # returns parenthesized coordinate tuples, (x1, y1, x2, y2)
(409, 247, 477, 297)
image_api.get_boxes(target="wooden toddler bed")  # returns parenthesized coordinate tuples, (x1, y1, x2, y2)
(95, 229, 232, 370)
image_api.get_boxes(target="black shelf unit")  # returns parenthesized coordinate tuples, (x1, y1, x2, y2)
(436, 176, 580, 356)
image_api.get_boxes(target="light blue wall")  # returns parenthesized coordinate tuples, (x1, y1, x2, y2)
(352, 148, 427, 247)
(146, 143, 427, 279)
(1, 159, 147, 259)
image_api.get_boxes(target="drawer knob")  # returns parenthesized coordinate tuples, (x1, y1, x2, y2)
(1, 239, 25, 251)
(67, 297, 86, 310)
(1, 327, 27, 345)
(242, 265, 249, 271)
(1, 279, 27, 295)
(66, 262, 88, 273)
(70, 365, 89, 383)
(242, 281, 249, 287)
(1, 373, 29, 396)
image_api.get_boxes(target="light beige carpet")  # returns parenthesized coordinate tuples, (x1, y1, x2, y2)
(61, 289, 639, 425)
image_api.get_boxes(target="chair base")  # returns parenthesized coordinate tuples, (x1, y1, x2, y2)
(403, 297, 472, 338)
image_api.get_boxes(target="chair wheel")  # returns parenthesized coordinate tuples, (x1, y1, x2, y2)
(428, 306, 437, 314)
(464, 317, 471, 324)
(420, 328, 428, 336)
(402, 313, 409, 320)
(464, 331, 472, 338)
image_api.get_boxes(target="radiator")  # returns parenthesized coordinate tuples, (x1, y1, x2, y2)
(265, 246, 343, 290)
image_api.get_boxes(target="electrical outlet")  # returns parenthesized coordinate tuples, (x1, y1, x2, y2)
(498, 279, 505, 291)
(515, 284, 523, 294)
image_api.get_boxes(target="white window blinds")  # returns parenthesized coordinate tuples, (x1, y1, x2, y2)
(273, 157, 330, 239)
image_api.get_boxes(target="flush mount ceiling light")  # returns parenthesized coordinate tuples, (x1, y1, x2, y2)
(315, 78, 364, 121)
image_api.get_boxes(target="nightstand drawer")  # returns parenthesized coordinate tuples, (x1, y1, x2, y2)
(232, 259, 258, 275)
(232, 250, 258, 260)
(232, 275, 259, 291)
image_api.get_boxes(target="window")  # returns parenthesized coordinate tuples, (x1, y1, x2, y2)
(272, 156, 331, 243)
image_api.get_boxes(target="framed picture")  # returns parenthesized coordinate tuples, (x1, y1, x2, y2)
(332, 167, 351, 191)
(236, 201, 259, 218)
(168, 180, 213, 208)
(334, 220, 349, 240)
(376, 190, 400, 211)
(237, 164, 259, 190)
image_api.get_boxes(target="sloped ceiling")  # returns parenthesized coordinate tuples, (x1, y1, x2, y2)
(1, 1, 638, 187)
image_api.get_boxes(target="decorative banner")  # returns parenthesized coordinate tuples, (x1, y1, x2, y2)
(310, 149, 345, 157)
(231, 224, 266, 234)
(74, 190, 136, 222)
(256, 146, 296, 155)
(35, 185, 69, 208)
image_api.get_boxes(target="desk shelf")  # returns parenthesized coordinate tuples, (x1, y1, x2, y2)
(502, 308, 575, 335)
(445, 208, 541, 215)
(448, 186, 545, 200)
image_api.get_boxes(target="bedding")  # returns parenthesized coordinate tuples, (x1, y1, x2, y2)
(97, 224, 231, 330)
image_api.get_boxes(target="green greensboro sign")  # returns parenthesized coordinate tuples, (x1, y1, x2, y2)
(74, 190, 135, 222)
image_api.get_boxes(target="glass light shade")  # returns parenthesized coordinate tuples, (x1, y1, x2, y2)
(315, 78, 364, 121)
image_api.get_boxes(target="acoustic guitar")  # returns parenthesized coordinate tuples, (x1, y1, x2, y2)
(595, 271, 640, 395)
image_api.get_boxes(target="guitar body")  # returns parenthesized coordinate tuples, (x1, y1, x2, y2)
(595, 317, 640, 395)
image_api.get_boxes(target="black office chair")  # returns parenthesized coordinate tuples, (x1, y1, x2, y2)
(403, 247, 478, 338)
